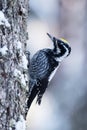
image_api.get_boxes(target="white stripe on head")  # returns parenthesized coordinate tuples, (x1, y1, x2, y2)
(56, 44, 69, 62)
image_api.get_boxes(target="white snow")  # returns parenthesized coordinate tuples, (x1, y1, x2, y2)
(14, 69, 28, 88)
(0, 11, 10, 27)
(21, 7, 26, 14)
(16, 40, 28, 70)
(21, 54, 28, 70)
(0, 45, 8, 55)
(17, 41, 22, 50)
(15, 115, 26, 130)
(14, 69, 21, 77)
(10, 119, 16, 128)
(15, 40, 28, 70)
(21, 74, 27, 87)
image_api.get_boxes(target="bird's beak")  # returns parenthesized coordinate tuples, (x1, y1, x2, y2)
(47, 33, 54, 41)
(47, 33, 69, 45)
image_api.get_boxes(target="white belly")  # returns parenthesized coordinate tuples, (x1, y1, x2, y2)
(48, 65, 59, 82)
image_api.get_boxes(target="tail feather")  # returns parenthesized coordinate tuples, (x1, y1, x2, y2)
(36, 79, 48, 105)
(27, 84, 38, 109)
(27, 79, 48, 110)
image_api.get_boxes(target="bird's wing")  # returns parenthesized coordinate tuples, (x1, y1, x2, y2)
(29, 50, 50, 79)
(27, 79, 40, 109)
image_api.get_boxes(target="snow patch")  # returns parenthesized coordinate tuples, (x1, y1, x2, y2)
(21, 54, 28, 70)
(16, 41, 22, 50)
(0, 45, 8, 55)
(14, 69, 21, 77)
(21, 7, 26, 14)
(21, 73, 27, 88)
(10, 119, 16, 129)
(16, 40, 22, 55)
(0, 11, 10, 27)
(15, 115, 26, 130)
(14, 69, 28, 88)
(16, 40, 28, 70)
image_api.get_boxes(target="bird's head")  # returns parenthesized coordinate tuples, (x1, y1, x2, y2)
(47, 33, 71, 57)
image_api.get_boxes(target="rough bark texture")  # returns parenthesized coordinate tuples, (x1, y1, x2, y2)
(0, 0, 29, 130)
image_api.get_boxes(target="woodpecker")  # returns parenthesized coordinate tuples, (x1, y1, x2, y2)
(27, 33, 71, 110)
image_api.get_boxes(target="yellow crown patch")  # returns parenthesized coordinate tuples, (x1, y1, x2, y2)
(60, 38, 69, 44)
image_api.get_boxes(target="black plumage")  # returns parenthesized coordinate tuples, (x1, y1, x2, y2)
(27, 49, 59, 109)
(29, 49, 59, 80)
(27, 33, 71, 110)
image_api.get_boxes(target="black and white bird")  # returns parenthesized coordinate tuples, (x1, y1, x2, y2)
(27, 33, 71, 110)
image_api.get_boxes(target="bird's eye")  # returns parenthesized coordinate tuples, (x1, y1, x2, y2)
(60, 42, 63, 45)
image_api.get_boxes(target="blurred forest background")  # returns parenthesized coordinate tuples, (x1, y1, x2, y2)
(27, 0, 87, 130)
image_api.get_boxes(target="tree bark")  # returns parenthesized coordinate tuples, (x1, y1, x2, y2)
(0, 0, 29, 130)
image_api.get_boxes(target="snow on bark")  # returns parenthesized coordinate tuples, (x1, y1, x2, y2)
(0, 45, 8, 56)
(0, 0, 29, 130)
(0, 11, 10, 27)
(15, 115, 26, 130)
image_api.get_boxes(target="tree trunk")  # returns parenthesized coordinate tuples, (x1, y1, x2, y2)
(0, 0, 29, 130)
